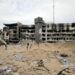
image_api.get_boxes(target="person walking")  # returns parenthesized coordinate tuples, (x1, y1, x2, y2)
(27, 42, 29, 50)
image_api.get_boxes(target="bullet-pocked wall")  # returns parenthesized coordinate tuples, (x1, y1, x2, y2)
(35, 17, 45, 43)
(3, 17, 75, 43)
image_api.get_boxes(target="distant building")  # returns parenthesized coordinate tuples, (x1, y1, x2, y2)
(3, 17, 75, 43)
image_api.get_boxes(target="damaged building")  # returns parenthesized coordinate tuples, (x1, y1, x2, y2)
(3, 17, 75, 43)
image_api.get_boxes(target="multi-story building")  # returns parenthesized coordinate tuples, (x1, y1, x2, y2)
(3, 17, 75, 43)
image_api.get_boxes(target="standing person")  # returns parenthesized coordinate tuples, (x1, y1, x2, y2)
(27, 42, 29, 50)
(0, 38, 7, 50)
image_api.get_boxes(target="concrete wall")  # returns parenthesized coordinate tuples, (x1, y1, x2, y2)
(35, 17, 45, 43)
(3, 17, 75, 43)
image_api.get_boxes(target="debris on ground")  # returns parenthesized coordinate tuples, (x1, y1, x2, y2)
(11, 54, 25, 62)
(60, 59, 71, 66)
(57, 67, 75, 75)
(60, 53, 69, 58)
(0, 42, 75, 75)
(36, 59, 50, 74)
(37, 60, 44, 67)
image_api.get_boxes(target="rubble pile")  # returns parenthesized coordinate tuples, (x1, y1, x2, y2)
(0, 42, 75, 75)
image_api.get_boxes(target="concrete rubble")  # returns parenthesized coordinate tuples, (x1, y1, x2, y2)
(60, 59, 71, 65)
(12, 55, 25, 62)
(0, 66, 20, 75)
(0, 42, 75, 75)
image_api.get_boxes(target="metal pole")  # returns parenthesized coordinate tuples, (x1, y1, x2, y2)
(53, 0, 55, 24)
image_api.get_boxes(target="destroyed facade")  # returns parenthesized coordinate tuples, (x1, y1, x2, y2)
(3, 17, 75, 43)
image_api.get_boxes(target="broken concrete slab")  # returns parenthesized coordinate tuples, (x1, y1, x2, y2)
(0, 65, 20, 75)
(60, 53, 69, 58)
(37, 60, 44, 67)
(60, 59, 71, 65)
(0, 66, 11, 75)
(10, 54, 25, 62)
(0, 66, 8, 71)
(59, 59, 72, 68)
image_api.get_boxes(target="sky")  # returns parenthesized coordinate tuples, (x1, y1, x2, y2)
(0, 0, 75, 29)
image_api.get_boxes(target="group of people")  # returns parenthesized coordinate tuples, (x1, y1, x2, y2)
(0, 38, 34, 50)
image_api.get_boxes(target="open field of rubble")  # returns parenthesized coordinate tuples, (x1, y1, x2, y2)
(0, 41, 75, 75)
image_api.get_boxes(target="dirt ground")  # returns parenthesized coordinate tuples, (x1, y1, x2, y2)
(0, 41, 75, 75)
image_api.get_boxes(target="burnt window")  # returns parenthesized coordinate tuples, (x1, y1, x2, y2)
(13, 31, 17, 33)
(47, 38, 50, 40)
(47, 30, 51, 32)
(42, 34, 45, 36)
(47, 34, 51, 36)
(73, 34, 75, 36)
(42, 26, 46, 28)
(42, 30, 46, 32)
(42, 38, 46, 40)
(59, 24, 64, 31)
(6, 32, 9, 36)
(72, 23, 75, 27)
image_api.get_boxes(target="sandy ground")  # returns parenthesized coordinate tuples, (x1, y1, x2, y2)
(0, 41, 75, 75)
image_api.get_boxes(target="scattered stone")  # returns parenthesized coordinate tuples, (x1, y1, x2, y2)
(12, 55, 25, 62)
(0, 66, 8, 71)
(57, 68, 70, 75)
(37, 60, 44, 67)
(4, 69, 13, 75)
(60, 54, 69, 58)
(60, 59, 71, 66)
(0, 66, 10, 75)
